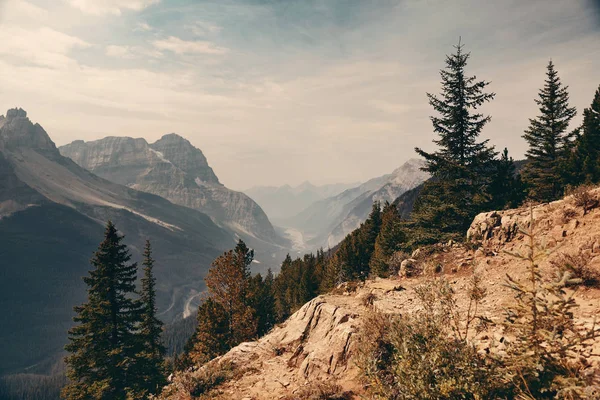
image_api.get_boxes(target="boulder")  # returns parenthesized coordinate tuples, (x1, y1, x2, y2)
(399, 258, 418, 278)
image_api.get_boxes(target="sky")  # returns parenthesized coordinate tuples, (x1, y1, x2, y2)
(0, 0, 598, 190)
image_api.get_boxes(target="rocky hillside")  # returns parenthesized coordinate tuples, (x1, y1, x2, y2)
(0, 109, 235, 375)
(59, 135, 283, 247)
(162, 188, 600, 399)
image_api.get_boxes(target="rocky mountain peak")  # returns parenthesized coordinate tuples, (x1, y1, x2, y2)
(6, 108, 27, 120)
(0, 108, 57, 153)
(150, 133, 219, 185)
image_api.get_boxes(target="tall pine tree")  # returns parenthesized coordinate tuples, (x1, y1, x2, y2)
(522, 60, 577, 201)
(204, 240, 257, 348)
(133, 240, 166, 397)
(412, 40, 496, 244)
(488, 148, 525, 210)
(369, 202, 405, 277)
(571, 85, 600, 184)
(63, 221, 141, 400)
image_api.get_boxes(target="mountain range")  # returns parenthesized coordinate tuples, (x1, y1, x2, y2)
(0, 109, 237, 374)
(265, 159, 429, 249)
(59, 135, 283, 247)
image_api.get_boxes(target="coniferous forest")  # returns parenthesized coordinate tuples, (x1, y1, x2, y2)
(3, 39, 600, 399)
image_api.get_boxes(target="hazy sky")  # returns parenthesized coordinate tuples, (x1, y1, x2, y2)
(0, 0, 598, 189)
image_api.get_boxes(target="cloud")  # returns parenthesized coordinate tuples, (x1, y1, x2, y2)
(0, 26, 90, 68)
(152, 36, 228, 55)
(105, 45, 133, 58)
(105, 44, 163, 59)
(66, 0, 160, 16)
(185, 21, 222, 36)
(134, 22, 152, 32)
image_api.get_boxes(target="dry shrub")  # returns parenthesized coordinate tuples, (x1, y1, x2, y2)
(357, 278, 507, 400)
(561, 207, 579, 224)
(388, 251, 410, 276)
(422, 261, 443, 276)
(569, 185, 599, 216)
(550, 251, 600, 288)
(283, 382, 352, 400)
(160, 361, 235, 399)
(361, 292, 377, 308)
(331, 281, 359, 295)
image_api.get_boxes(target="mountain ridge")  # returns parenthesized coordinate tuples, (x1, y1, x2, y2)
(59, 134, 284, 248)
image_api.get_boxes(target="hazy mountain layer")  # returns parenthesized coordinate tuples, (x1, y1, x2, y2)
(244, 181, 359, 223)
(326, 159, 429, 246)
(279, 159, 428, 249)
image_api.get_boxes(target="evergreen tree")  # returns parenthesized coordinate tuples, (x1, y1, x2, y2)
(571, 85, 600, 184)
(248, 271, 276, 336)
(63, 221, 141, 400)
(356, 202, 382, 276)
(522, 61, 577, 201)
(274, 254, 293, 321)
(189, 298, 230, 365)
(369, 202, 406, 277)
(205, 241, 257, 347)
(413, 40, 497, 244)
(488, 148, 525, 210)
(133, 240, 166, 397)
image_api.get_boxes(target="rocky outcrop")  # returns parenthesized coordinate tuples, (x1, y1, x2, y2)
(467, 189, 600, 249)
(59, 135, 282, 246)
(163, 297, 364, 399)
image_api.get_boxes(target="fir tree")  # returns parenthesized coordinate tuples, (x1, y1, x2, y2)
(571, 85, 600, 185)
(133, 240, 166, 397)
(489, 148, 525, 210)
(247, 271, 276, 336)
(274, 254, 293, 321)
(189, 298, 230, 365)
(62, 221, 141, 400)
(369, 202, 405, 277)
(205, 242, 257, 347)
(413, 40, 496, 244)
(522, 61, 577, 201)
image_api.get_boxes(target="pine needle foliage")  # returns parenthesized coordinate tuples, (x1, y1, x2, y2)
(571, 85, 600, 185)
(413, 40, 497, 244)
(62, 221, 142, 400)
(134, 240, 167, 397)
(522, 61, 577, 202)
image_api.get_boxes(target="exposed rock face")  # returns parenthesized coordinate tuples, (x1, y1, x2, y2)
(466, 191, 600, 248)
(163, 296, 364, 399)
(0, 108, 56, 153)
(60, 135, 282, 246)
